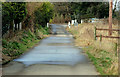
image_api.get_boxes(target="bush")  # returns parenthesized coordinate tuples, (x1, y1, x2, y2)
(2, 39, 7, 46)
(2, 2, 27, 35)
(34, 2, 54, 27)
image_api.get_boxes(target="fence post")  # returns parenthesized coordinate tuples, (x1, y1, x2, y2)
(100, 35, 102, 41)
(47, 23, 49, 28)
(109, 0, 113, 36)
(115, 43, 118, 56)
(94, 27, 97, 40)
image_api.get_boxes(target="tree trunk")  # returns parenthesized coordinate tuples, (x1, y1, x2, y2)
(9, 21, 14, 37)
(15, 24, 17, 31)
(22, 21, 26, 29)
(113, 0, 117, 14)
(29, 19, 34, 32)
(9, 21, 14, 31)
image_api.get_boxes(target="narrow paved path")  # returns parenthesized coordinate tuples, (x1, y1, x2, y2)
(3, 24, 98, 75)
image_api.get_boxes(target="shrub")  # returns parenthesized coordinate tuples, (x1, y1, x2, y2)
(34, 2, 54, 27)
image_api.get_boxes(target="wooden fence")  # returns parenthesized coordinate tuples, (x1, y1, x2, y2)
(94, 27, 120, 41)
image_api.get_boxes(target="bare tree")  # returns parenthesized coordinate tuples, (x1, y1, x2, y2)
(113, 0, 118, 14)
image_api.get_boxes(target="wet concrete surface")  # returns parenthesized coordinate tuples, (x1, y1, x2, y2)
(3, 24, 98, 75)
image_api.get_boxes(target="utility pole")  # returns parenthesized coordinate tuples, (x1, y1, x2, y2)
(109, 0, 113, 36)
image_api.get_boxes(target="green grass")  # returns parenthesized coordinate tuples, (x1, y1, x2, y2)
(38, 26, 49, 35)
(67, 24, 118, 75)
(2, 26, 49, 64)
(84, 46, 116, 75)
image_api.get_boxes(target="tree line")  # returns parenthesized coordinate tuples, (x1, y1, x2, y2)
(52, 2, 119, 23)
(2, 2, 120, 36)
(2, 2, 54, 36)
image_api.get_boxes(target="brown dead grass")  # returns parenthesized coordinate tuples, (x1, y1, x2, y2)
(67, 22, 119, 75)
(67, 23, 119, 52)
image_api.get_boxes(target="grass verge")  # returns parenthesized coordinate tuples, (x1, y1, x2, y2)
(66, 23, 118, 75)
(2, 26, 49, 65)
(83, 46, 118, 75)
